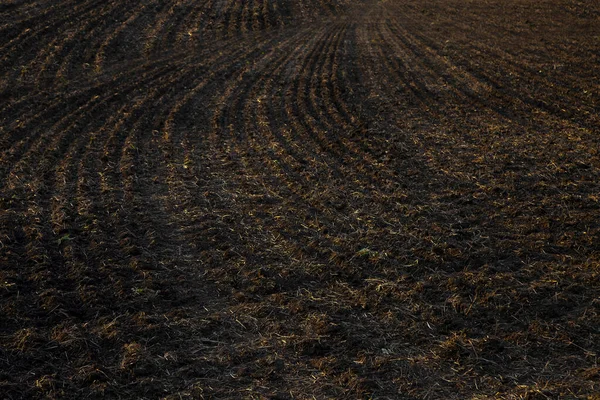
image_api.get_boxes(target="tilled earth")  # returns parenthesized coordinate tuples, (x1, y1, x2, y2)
(1, 0, 599, 398)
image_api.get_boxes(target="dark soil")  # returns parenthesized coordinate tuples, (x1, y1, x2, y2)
(1, 0, 599, 398)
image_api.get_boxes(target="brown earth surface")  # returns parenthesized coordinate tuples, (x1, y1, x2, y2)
(1, 0, 600, 398)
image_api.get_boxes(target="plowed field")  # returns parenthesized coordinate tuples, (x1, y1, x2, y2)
(1, 0, 600, 398)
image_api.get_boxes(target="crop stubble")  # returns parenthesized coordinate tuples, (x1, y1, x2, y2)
(1, 0, 599, 398)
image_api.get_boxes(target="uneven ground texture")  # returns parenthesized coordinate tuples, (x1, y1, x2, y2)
(1, 0, 600, 398)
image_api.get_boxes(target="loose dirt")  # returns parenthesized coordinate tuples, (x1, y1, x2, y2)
(1, 0, 599, 398)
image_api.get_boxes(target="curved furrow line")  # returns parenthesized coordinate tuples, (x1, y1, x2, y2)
(268, 0, 289, 28)
(155, 42, 261, 154)
(390, 0, 599, 82)
(243, 21, 393, 221)
(65, 1, 174, 79)
(298, 0, 325, 19)
(249, 0, 267, 33)
(199, 0, 226, 34)
(353, 14, 490, 260)
(239, 0, 253, 34)
(291, 27, 348, 170)
(209, 0, 229, 38)
(0, 90, 88, 156)
(44, 31, 251, 200)
(100, 0, 185, 65)
(48, 90, 170, 273)
(370, 17, 515, 186)
(381, 19, 527, 120)
(388, 0, 600, 136)
(98, 37, 259, 201)
(232, 29, 327, 185)
(0, 62, 182, 191)
(93, 2, 152, 72)
(211, 24, 370, 276)
(385, 18, 491, 102)
(79, 2, 166, 73)
(384, 9, 599, 130)
(72, 148, 128, 310)
(2, 2, 599, 397)
(143, 32, 320, 271)
(322, 0, 341, 16)
(313, 0, 350, 18)
(326, 25, 362, 127)
(253, 0, 267, 31)
(32, 1, 120, 86)
(230, 0, 246, 36)
(142, 0, 207, 57)
(0, 0, 84, 44)
(374, 14, 514, 140)
(297, 22, 401, 199)
(170, 0, 214, 46)
(2, 94, 110, 192)
(67, 56, 239, 295)
(6, 99, 132, 324)
(0, 1, 47, 24)
(318, 24, 402, 195)
(308, 21, 392, 175)
(14, 192, 75, 330)
(49, 113, 113, 237)
(305, 24, 351, 148)
(0, 9, 100, 88)
(223, 27, 345, 210)
(259, 0, 272, 30)
(1, 62, 189, 189)
(208, 27, 337, 201)
(143, 0, 187, 56)
(25, 34, 62, 86)
(469, 40, 599, 109)
(104, 96, 181, 269)
(208, 29, 318, 163)
(5, 0, 170, 86)
(309, 22, 354, 133)
(365, 7, 599, 262)
(0, 0, 104, 77)
(47, 123, 128, 303)
(372, 4, 511, 120)
(34, 4, 366, 310)
(72, 102, 138, 242)
(226, 0, 244, 36)
(274, 27, 344, 185)
(354, 14, 438, 180)
(161, 31, 285, 144)
(249, 40, 322, 190)
(253, 22, 382, 217)
(219, 0, 240, 38)
(250, 0, 263, 33)
(30, 72, 174, 226)
(360, 20, 444, 127)
(16, 3, 140, 85)
(0, 53, 181, 135)
(153, 34, 292, 226)
(294, 21, 412, 224)
(427, 37, 600, 129)
(139, 1, 191, 55)
(330, 26, 399, 170)
(376, 20, 482, 123)
(68, 78, 201, 308)
(168, 0, 282, 44)
(0, 3, 201, 338)
(460, 46, 598, 133)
